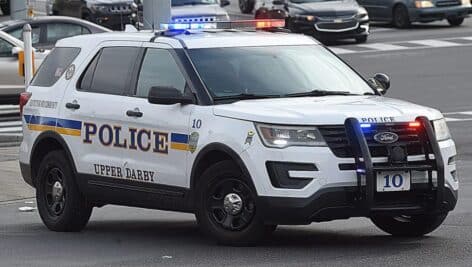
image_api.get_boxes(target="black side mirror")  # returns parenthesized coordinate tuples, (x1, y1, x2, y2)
(273, 0, 285, 4)
(148, 86, 195, 105)
(369, 73, 391, 95)
(220, 0, 230, 7)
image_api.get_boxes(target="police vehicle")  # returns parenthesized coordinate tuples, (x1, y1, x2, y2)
(19, 19, 458, 245)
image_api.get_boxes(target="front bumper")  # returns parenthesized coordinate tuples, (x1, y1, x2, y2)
(290, 18, 369, 41)
(258, 185, 457, 224)
(242, 118, 458, 223)
(410, 6, 471, 22)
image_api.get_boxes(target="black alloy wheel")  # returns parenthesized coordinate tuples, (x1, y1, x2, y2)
(393, 5, 411, 28)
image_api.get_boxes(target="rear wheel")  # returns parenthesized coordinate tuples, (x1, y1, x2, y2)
(239, 0, 255, 14)
(36, 150, 92, 232)
(447, 17, 464, 26)
(195, 160, 270, 246)
(1, 1, 10, 15)
(393, 5, 411, 28)
(371, 213, 448, 237)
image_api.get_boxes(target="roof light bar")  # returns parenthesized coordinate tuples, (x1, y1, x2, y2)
(160, 19, 286, 31)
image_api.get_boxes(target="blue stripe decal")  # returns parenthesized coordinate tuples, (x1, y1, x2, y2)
(56, 118, 82, 130)
(171, 133, 189, 144)
(23, 115, 82, 130)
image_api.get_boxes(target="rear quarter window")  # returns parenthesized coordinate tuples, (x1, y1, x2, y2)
(31, 47, 81, 87)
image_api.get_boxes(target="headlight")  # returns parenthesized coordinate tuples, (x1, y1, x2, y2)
(255, 123, 326, 149)
(356, 8, 369, 20)
(462, 0, 471, 6)
(433, 119, 451, 141)
(295, 15, 316, 22)
(415, 0, 434, 8)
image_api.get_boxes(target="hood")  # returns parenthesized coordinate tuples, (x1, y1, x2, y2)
(213, 96, 443, 125)
(288, 0, 359, 16)
(171, 4, 228, 18)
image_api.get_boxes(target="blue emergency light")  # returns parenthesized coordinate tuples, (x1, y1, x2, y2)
(160, 19, 286, 31)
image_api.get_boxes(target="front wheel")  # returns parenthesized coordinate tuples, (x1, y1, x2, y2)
(195, 160, 269, 246)
(393, 5, 411, 28)
(447, 17, 464, 26)
(371, 213, 448, 237)
(36, 150, 93, 232)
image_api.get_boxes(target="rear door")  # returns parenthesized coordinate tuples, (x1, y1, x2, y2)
(61, 41, 142, 185)
(0, 35, 23, 97)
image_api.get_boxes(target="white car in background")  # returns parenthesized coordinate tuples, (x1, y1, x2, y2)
(0, 31, 48, 104)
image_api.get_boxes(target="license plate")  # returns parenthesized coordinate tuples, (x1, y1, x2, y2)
(376, 171, 411, 192)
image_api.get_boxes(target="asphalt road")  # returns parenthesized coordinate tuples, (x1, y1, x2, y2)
(1, 6, 472, 267)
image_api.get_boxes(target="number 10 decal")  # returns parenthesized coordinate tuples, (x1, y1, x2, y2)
(384, 174, 404, 188)
(192, 119, 202, 129)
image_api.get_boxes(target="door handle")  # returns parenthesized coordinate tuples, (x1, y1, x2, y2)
(126, 109, 143, 118)
(65, 102, 80, 110)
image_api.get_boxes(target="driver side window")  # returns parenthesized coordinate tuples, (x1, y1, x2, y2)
(135, 48, 187, 98)
(0, 37, 14, 58)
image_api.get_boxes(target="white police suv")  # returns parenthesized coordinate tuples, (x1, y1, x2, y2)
(19, 20, 458, 245)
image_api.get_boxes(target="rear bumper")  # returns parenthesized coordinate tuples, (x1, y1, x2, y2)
(258, 185, 458, 225)
(410, 6, 471, 22)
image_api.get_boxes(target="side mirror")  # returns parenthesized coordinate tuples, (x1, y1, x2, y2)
(11, 47, 22, 57)
(220, 0, 230, 7)
(273, 0, 284, 4)
(148, 86, 195, 105)
(369, 73, 390, 95)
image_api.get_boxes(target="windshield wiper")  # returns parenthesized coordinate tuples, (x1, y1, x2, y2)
(213, 93, 281, 101)
(285, 90, 358, 98)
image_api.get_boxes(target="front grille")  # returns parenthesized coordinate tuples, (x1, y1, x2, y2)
(109, 5, 132, 14)
(315, 20, 358, 32)
(173, 16, 217, 23)
(319, 123, 426, 158)
(436, 0, 461, 7)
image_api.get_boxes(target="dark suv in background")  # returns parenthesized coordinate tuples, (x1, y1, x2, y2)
(357, 0, 472, 28)
(51, 0, 135, 30)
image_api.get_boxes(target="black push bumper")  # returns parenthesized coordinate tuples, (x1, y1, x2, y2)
(258, 117, 458, 225)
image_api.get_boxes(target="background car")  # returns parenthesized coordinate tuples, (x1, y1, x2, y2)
(239, 0, 256, 13)
(357, 0, 472, 28)
(0, 16, 111, 50)
(51, 0, 137, 30)
(0, 0, 9, 15)
(257, 0, 370, 43)
(0, 31, 47, 104)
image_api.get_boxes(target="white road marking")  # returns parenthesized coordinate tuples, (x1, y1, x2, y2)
(0, 105, 19, 111)
(0, 121, 22, 127)
(444, 110, 472, 122)
(458, 111, 472, 116)
(329, 47, 356, 54)
(400, 39, 460, 48)
(357, 43, 408, 51)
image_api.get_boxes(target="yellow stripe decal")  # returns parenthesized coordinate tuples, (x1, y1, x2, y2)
(27, 124, 81, 137)
(170, 143, 189, 151)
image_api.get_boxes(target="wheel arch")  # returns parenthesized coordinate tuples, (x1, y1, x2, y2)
(190, 143, 252, 193)
(30, 131, 77, 187)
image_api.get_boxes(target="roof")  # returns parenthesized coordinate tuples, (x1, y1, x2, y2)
(56, 30, 319, 49)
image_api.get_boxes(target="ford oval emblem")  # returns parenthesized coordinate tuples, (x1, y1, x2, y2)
(373, 132, 399, 144)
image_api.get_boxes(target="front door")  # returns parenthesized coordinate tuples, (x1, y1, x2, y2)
(121, 43, 194, 188)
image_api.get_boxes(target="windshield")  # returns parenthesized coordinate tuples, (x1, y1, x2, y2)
(188, 45, 375, 99)
(171, 0, 218, 6)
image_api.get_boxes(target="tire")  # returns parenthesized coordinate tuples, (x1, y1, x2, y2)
(447, 17, 464, 26)
(371, 213, 448, 237)
(36, 150, 92, 232)
(239, 0, 255, 14)
(355, 36, 368, 44)
(195, 160, 270, 246)
(1, 2, 10, 16)
(393, 5, 411, 28)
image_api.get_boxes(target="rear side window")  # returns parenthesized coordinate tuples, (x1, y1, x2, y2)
(79, 47, 140, 95)
(31, 47, 81, 87)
